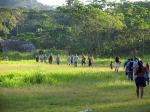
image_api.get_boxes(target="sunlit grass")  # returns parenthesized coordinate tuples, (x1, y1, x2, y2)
(0, 60, 124, 74)
(0, 60, 150, 112)
(0, 61, 125, 87)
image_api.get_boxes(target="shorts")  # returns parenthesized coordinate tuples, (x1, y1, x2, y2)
(114, 63, 120, 69)
(82, 61, 86, 65)
(135, 77, 146, 87)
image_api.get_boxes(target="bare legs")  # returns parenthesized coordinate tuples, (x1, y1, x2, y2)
(136, 86, 144, 98)
(115, 67, 119, 72)
(140, 87, 144, 98)
(115, 68, 118, 72)
(136, 86, 139, 98)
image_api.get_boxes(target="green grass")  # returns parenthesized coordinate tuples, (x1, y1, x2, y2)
(0, 60, 150, 112)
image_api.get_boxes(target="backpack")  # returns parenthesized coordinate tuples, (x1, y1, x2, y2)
(129, 61, 133, 71)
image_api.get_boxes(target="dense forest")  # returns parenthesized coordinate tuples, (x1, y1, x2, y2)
(0, 0, 150, 56)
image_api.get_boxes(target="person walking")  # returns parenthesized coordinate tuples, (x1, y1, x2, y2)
(74, 54, 79, 67)
(35, 55, 39, 62)
(39, 54, 44, 62)
(67, 55, 71, 65)
(44, 54, 47, 63)
(81, 55, 86, 66)
(110, 61, 113, 70)
(48, 53, 53, 64)
(135, 61, 146, 98)
(124, 59, 130, 79)
(56, 54, 60, 65)
(133, 58, 139, 80)
(88, 55, 93, 67)
(114, 56, 121, 72)
(71, 55, 74, 65)
(144, 63, 149, 85)
(128, 58, 134, 81)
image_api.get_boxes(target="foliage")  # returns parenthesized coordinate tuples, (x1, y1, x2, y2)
(0, 51, 35, 60)
(0, 1, 150, 56)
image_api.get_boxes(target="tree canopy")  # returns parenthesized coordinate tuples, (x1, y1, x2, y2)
(0, 0, 150, 56)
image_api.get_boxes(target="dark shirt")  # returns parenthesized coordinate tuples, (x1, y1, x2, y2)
(136, 66, 147, 77)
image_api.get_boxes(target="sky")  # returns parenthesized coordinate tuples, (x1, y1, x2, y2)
(37, 0, 145, 6)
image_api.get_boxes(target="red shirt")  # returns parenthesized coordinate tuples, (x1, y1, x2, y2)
(137, 66, 147, 77)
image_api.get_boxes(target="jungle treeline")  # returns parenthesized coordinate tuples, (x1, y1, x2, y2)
(0, 0, 150, 56)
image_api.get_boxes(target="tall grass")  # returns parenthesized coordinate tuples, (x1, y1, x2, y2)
(0, 59, 132, 87)
(0, 52, 35, 60)
(0, 68, 130, 88)
(0, 49, 68, 61)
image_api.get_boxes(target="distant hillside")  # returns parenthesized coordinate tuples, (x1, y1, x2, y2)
(0, 0, 53, 10)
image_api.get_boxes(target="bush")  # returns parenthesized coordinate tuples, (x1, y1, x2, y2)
(0, 49, 68, 60)
(0, 52, 35, 60)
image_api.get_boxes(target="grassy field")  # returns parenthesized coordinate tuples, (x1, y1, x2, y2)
(0, 60, 150, 112)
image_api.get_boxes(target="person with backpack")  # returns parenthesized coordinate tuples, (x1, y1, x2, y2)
(81, 55, 86, 66)
(128, 58, 134, 81)
(124, 59, 130, 78)
(135, 61, 147, 98)
(144, 63, 149, 85)
(133, 58, 139, 80)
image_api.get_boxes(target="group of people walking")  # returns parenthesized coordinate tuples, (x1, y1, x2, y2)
(36, 54, 93, 67)
(36, 53, 149, 98)
(67, 54, 93, 67)
(124, 58, 149, 83)
(110, 56, 149, 99)
(35, 54, 60, 65)
(124, 57, 149, 98)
